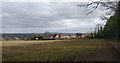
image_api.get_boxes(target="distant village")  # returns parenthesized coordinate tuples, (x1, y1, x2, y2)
(1, 32, 93, 40)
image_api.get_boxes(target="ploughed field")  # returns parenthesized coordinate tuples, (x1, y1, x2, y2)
(2, 39, 120, 61)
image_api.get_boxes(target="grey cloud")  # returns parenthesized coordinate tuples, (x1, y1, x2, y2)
(2, 2, 106, 33)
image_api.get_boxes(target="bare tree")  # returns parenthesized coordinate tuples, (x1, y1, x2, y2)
(77, 0, 119, 20)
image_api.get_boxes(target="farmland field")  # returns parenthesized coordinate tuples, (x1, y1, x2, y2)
(2, 39, 120, 61)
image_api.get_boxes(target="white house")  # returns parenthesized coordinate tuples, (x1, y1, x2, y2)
(14, 37, 20, 40)
(61, 35, 70, 39)
(70, 35, 76, 39)
(81, 34, 86, 39)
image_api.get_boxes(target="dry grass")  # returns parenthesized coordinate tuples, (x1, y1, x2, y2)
(2, 40, 71, 46)
(2, 39, 119, 61)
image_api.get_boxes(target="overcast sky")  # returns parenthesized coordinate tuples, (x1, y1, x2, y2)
(2, 0, 109, 33)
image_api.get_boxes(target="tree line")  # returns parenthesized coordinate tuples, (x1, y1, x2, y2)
(78, 0, 119, 40)
(103, 2, 119, 40)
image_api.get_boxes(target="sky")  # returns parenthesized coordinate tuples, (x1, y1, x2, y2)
(2, 0, 111, 33)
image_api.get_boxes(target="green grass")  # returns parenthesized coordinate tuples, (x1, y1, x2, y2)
(2, 39, 119, 61)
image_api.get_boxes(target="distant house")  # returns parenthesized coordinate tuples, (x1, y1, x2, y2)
(14, 37, 20, 40)
(49, 34, 61, 39)
(3, 36, 13, 40)
(61, 35, 70, 39)
(70, 35, 76, 39)
(35, 38, 38, 40)
(0, 38, 3, 40)
(49, 33, 80, 39)
(80, 34, 88, 39)
(24, 38, 28, 40)
(49, 34, 53, 39)
(53, 34, 57, 39)
(55, 34, 61, 39)
(61, 33, 72, 39)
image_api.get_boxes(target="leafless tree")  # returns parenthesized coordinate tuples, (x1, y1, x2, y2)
(77, 0, 119, 20)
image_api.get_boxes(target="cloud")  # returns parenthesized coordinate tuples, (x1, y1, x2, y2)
(2, 0, 100, 2)
(2, 2, 106, 33)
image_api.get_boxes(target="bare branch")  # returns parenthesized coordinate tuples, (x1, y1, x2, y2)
(77, 0, 119, 20)
(100, 15, 109, 20)
(86, 0, 101, 15)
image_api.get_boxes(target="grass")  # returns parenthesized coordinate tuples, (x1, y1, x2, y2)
(2, 39, 119, 61)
